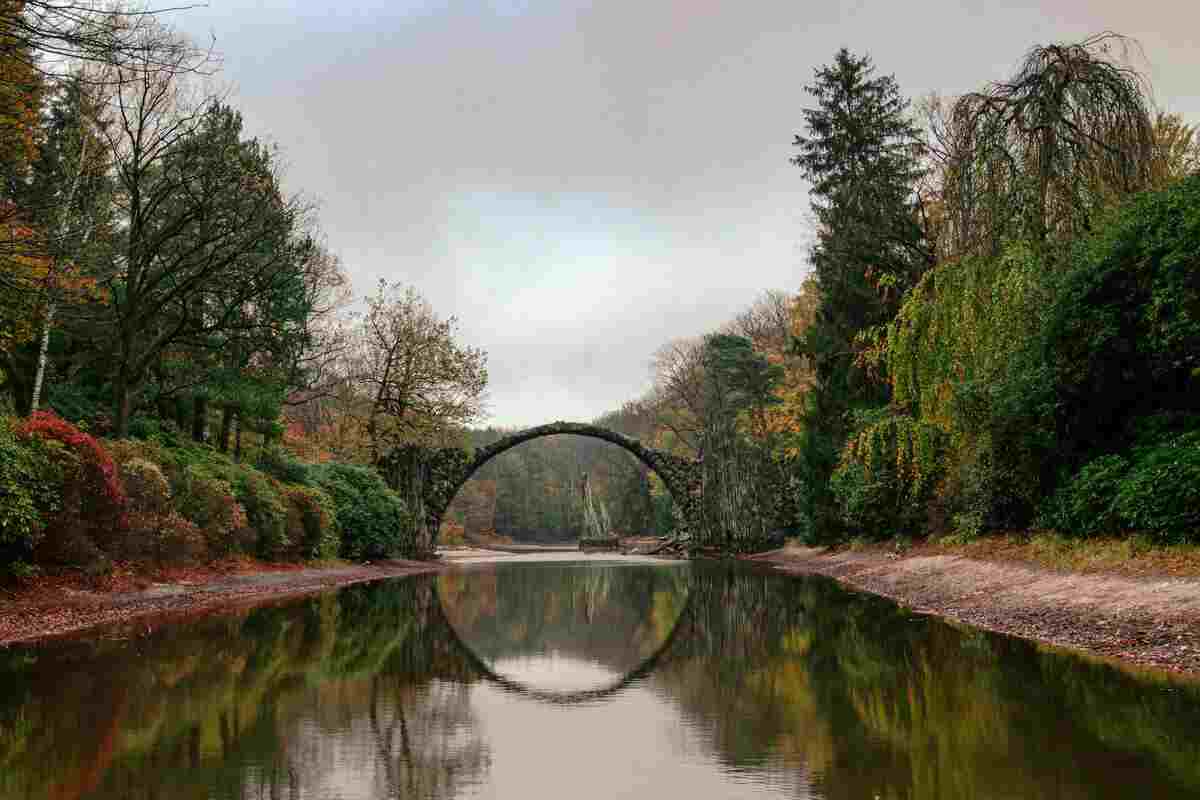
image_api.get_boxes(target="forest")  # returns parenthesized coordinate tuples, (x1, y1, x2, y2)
(0, 0, 1198, 575)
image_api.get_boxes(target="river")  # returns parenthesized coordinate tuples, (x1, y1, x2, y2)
(1, 555, 1197, 798)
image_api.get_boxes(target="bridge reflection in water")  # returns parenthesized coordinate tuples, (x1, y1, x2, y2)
(3, 560, 1200, 800)
(435, 561, 693, 706)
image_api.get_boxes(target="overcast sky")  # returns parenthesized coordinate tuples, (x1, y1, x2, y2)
(172, 0, 1199, 428)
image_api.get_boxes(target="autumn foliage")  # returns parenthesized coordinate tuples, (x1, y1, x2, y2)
(15, 412, 126, 563)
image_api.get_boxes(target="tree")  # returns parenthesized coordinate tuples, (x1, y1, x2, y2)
(0, 1, 210, 82)
(94, 26, 308, 436)
(696, 333, 784, 547)
(0, 4, 209, 418)
(939, 33, 1155, 255)
(25, 75, 113, 413)
(1149, 112, 1200, 187)
(790, 48, 928, 535)
(792, 49, 932, 318)
(0, 4, 48, 405)
(649, 337, 706, 457)
(356, 281, 487, 460)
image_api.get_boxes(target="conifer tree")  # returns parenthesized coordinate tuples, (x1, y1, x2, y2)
(790, 48, 929, 537)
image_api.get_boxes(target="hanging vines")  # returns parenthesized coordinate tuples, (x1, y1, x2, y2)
(835, 242, 1053, 534)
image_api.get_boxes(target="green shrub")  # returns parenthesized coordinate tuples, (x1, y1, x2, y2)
(832, 411, 944, 538)
(235, 470, 289, 559)
(1050, 175, 1200, 464)
(174, 465, 251, 556)
(284, 485, 340, 560)
(1040, 455, 1129, 536)
(1043, 428, 1200, 543)
(257, 446, 312, 486)
(44, 382, 106, 427)
(16, 412, 126, 567)
(123, 510, 206, 564)
(1112, 432, 1200, 542)
(0, 419, 63, 556)
(34, 522, 109, 573)
(831, 461, 893, 539)
(105, 438, 173, 474)
(108, 437, 338, 561)
(310, 463, 412, 559)
(127, 416, 185, 448)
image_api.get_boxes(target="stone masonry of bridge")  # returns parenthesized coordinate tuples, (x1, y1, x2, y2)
(380, 422, 702, 552)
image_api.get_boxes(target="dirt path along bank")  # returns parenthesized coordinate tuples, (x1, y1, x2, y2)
(751, 544, 1200, 677)
(0, 560, 441, 646)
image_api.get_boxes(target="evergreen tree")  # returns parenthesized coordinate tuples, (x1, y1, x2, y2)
(790, 48, 929, 537)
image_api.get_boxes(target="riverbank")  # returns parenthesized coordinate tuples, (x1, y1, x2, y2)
(0, 558, 442, 646)
(8, 539, 1200, 679)
(750, 541, 1200, 677)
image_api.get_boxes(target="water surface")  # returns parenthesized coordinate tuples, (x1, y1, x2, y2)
(1, 557, 1198, 799)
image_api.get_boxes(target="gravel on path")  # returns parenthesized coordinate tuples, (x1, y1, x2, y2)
(750, 544, 1200, 678)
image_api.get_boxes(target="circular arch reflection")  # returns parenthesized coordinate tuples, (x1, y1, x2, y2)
(434, 563, 694, 706)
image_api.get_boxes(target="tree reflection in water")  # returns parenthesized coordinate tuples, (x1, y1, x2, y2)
(0, 578, 490, 800)
(1, 561, 1200, 799)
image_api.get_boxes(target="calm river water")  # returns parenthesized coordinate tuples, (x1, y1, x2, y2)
(1, 557, 1198, 799)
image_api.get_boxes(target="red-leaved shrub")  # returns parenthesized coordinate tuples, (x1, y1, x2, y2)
(16, 411, 127, 563)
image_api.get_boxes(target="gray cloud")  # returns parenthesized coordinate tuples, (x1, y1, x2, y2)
(174, 0, 1199, 427)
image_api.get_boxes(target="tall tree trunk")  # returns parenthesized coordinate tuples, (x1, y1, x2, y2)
(219, 404, 235, 452)
(192, 395, 208, 443)
(2, 353, 33, 417)
(35, 106, 97, 416)
(113, 372, 132, 438)
(29, 302, 55, 413)
(174, 395, 189, 430)
(234, 413, 243, 462)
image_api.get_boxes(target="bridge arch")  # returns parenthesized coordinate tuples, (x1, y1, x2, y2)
(379, 421, 701, 551)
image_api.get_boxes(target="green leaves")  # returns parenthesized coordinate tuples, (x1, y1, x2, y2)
(1043, 428, 1200, 542)
(310, 463, 413, 560)
(1051, 175, 1200, 460)
(0, 420, 63, 550)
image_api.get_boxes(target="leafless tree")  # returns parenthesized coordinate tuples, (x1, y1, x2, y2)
(649, 336, 707, 456)
(725, 289, 793, 356)
(2, 1, 213, 81)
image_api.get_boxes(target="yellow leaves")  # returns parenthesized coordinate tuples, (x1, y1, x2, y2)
(0, 221, 51, 348)
(1150, 112, 1200, 189)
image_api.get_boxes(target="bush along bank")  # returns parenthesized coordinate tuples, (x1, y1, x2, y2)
(0, 411, 419, 579)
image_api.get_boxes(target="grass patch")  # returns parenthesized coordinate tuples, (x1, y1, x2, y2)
(929, 530, 1200, 578)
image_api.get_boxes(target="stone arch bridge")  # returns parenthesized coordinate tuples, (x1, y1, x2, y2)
(378, 421, 703, 553)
